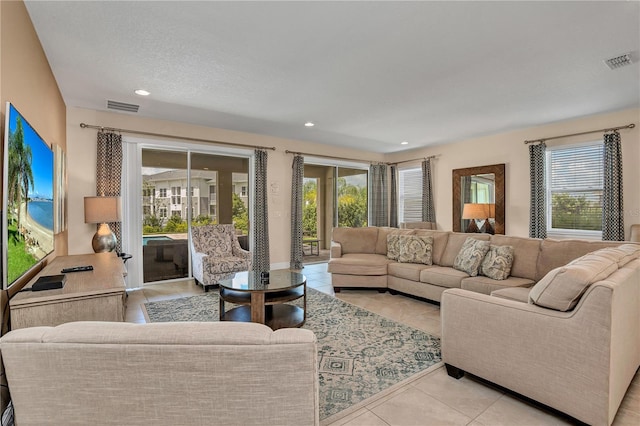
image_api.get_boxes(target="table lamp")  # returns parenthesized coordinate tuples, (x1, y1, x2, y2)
(84, 196, 121, 252)
(462, 203, 493, 233)
(480, 204, 496, 235)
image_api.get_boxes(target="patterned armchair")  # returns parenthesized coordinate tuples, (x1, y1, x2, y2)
(190, 224, 252, 291)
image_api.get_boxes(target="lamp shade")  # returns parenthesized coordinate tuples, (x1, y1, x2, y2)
(84, 196, 121, 224)
(462, 203, 492, 220)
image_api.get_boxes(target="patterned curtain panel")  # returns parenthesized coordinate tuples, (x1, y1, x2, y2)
(389, 165, 398, 228)
(421, 158, 436, 223)
(290, 155, 304, 269)
(368, 164, 388, 227)
(602, 131, 624, 241)
(96, 132, 123, 253)
(529, 142, 547, 239)
(253, 149, 270, 272)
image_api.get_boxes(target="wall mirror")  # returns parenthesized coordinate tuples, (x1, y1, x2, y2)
(452, 164, 505, 234)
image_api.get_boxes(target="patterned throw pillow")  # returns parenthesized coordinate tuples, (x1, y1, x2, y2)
(398, 235, 434, 264)
(453, 237, 491, 276)
(480, 245, 515, 280)
(387, 234, 402, 260)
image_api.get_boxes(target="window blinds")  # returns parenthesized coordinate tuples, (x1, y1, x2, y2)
(548, 144, 603, 231)
(398, 168, 422, 223)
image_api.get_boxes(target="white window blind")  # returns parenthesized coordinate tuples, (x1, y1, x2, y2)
(547, 143, 603, 232)
(398, 167, 422, 223)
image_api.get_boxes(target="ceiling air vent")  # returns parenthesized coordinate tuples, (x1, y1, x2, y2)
(604, 53, 633, 70)
(106, 100, 139, 113)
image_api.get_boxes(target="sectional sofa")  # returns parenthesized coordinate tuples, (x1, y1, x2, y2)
(327, 226, 640, 425)
(328, 226, 628, 300)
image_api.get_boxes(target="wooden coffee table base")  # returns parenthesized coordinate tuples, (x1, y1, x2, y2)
(219, 283, 306, 330)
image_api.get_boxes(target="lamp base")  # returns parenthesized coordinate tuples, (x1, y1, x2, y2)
(481, 219, 495, 235)
(92, 223, 117, 253)
(465, 220, 480, 233)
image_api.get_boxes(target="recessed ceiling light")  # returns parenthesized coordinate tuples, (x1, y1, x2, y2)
(304, 122, 315, 127)
(401, 141, 409, 145)
(134, 89, 150, 96)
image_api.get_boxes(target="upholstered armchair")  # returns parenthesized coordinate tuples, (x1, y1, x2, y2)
(190, 224, 252, 291)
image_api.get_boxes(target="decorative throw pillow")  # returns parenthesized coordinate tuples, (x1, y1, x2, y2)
(387, 234, 402, 260)
(453, 237, 491, 276)
(398, 235, 434, 264)
(480, 245, 514, 280)
(529, 252, 619, 311)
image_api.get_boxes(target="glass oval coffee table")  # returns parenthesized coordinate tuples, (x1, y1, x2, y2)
(218, 270, 306, 330)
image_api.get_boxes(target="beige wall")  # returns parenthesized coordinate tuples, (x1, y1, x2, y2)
(387, 107, 640, 238)
(0, 1, 66, 286)
(66, 107, 384, 266)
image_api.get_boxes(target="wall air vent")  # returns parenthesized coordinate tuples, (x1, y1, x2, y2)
(604, 53, 633, 70)
(106, 100, 139, 113)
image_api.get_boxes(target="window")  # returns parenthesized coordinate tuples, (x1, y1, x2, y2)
(171, 186, 181, 204)
(241, 186, 247, 197)
(158, 188, 167, 198)
(547, 142, 603, 235)
(159, 208, 167, 218)
(398, 167, 422, 223)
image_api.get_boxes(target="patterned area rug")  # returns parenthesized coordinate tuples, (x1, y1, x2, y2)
(143, 287, 442, 424)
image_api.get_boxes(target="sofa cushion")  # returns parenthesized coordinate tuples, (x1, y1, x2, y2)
(592, 244, 640, 267)
(377, 228, 413, 255)
(420, 266, 469, 288)
(398, 235, 434, 264)
(535, 238, 623, 281)
(490, 286, 531, 303)
(529, 250, 619, 311)
(453, 237, 491, 277)
(327, 253, 391, 275)
(462, 275, 535, 295)
(489, 235, 541, 281)
(440, 233, 491, 267)
(388, 262, 433, 281)
(332, 227, 379, 255)
(413, 230, 450, 265)
(480, 245, 514, 280)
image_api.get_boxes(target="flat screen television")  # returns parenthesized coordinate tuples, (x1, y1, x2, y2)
(2, 102, 55, 290)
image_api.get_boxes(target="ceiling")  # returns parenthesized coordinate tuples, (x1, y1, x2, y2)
(24, 1, 640, 154)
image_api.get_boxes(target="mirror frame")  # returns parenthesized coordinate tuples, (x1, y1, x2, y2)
(452, 163, 505, 234)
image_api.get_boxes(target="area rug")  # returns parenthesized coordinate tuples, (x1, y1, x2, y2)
(143, 288, 442, 424)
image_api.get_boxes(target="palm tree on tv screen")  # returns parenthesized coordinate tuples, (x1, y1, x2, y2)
(7, 116, 34, 230)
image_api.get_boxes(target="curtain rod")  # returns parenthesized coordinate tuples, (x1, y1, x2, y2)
(285, 150, 375, 164)
(79, 123, 277, 151)
(524, 123, 635, 145)
(284, 150, 437, 165)
(391, 155, 437, 166)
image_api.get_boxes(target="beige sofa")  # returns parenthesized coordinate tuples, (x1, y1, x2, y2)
(1, 321, 319, 426)
(328, 226, 640, 425)
(328, 226, 626, 301)
(442, 253, 640, 426)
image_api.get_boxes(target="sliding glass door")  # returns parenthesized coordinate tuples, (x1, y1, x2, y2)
(301, 163, 367, 254)
(139, 148, 249, 284)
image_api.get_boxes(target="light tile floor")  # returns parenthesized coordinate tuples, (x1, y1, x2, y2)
(126, 263, 640, 426)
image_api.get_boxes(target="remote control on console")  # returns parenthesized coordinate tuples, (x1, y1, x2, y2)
(61, 265, 94, 273)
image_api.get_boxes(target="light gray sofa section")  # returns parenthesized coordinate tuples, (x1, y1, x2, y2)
(1, 321, 319, 426)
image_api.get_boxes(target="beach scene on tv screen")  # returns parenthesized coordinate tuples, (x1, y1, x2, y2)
(6, 105, 54, 285)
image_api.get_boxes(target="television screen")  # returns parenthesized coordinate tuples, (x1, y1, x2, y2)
(2, 102, 55, 289)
